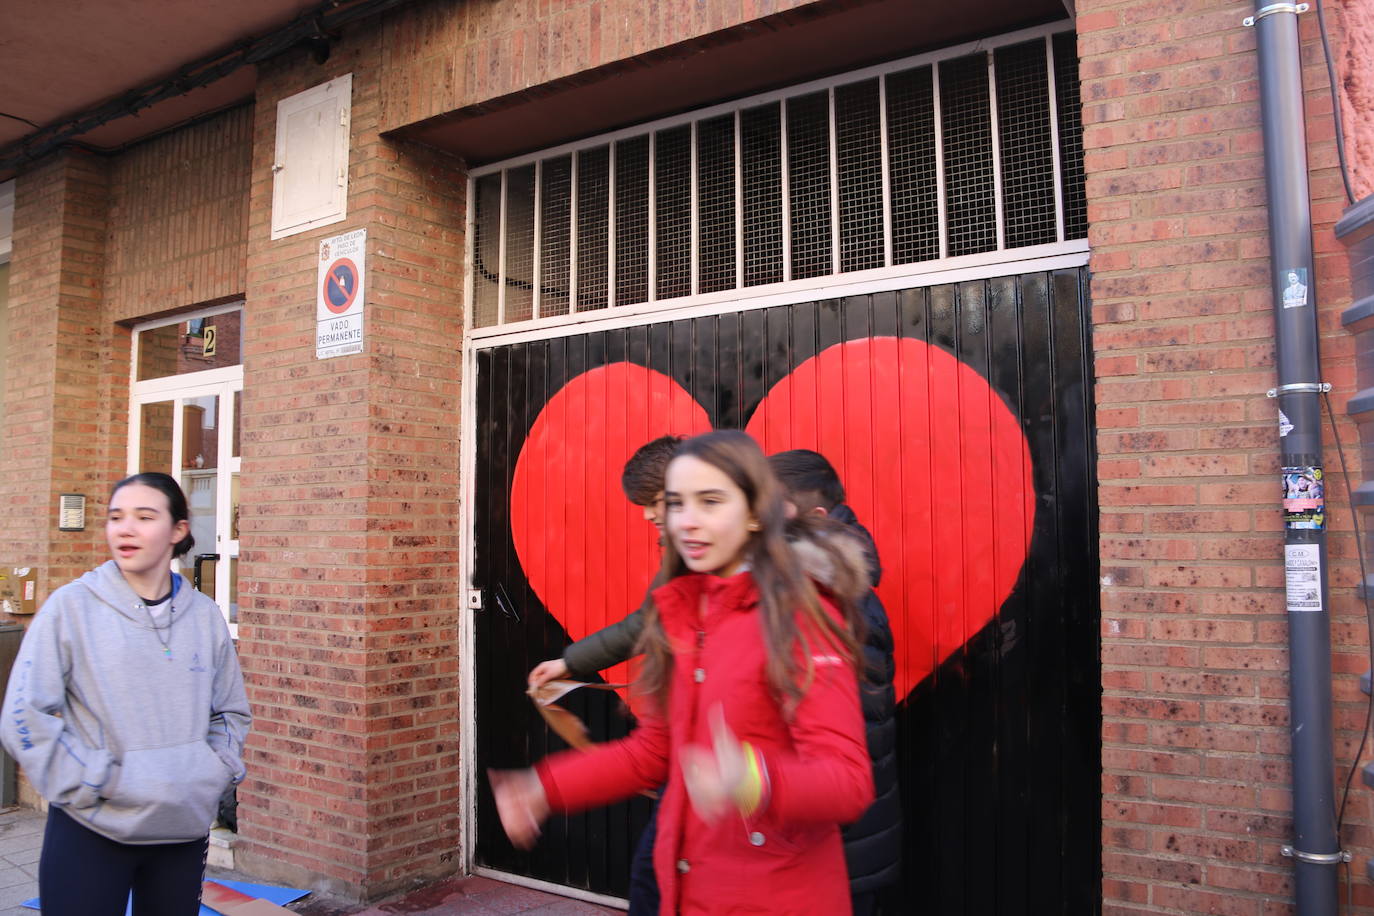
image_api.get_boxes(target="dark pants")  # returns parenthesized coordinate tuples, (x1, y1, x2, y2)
(39, 806, 208, 916)
(627, 797, 660, 916)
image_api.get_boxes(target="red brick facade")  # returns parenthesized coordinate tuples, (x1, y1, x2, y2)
(105, 106, 253, 324)
(377, 0, 829, 133)
(233, 35, 466, 897)
(1078, 0, 1371, 911)
(1, 152, 120, 592)
(3, 0, 1373, 910)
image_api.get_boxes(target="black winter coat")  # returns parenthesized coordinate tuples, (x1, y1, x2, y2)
(830, 503, 903, 893)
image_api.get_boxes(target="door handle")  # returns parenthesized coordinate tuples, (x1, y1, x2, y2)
(193, 553, 220, 592)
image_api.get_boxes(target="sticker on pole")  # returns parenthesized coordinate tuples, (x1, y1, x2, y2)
(1281, 466, 1324, 530)
(316, 229, 365, 359)
(1280, 267, 1309, 309)
(1284, 544, 1322, 613)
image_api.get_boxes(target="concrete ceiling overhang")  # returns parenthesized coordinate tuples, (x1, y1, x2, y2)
(395, 0, 1072, 167)
(0, 0, 325, 157)
(1, 0, 1072, 180)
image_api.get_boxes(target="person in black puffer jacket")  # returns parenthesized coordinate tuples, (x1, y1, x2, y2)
(770, 450, 903, 916)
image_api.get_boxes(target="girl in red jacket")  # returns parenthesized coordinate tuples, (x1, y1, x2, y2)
(491, 430, 875, 915)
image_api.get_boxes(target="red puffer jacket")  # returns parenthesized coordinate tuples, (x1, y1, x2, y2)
(536, 570, 874, 915)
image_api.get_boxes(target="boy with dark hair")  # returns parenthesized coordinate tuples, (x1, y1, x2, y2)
(767, 447, 848, 512)
(619, 435, 682, 507)
(769, 449, 904, 916)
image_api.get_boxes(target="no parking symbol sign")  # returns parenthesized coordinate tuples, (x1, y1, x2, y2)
(316, 228, 366, 358)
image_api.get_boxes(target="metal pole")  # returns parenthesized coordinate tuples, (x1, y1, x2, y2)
(1251, 2, 1341, 912)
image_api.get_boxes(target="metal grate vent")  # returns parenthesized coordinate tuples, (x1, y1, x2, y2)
(940, 53, 997, 258)
(470, 24, 1084, 328)
(576, 147, 610, 312)
(788, 91, 833, 281)
(656, 126, 693, 301)
(539, 156, 572, 317)
(996, 41, 1058, 249)
(836, 79, 886, 274)
(887, 65, 940, 265)
(504, 165, 536, 323)
(698, 115, 737, 295)
(615, 137, 650, 307)
(742, 103, 784, 288)
(1054, 31, 1088, 241)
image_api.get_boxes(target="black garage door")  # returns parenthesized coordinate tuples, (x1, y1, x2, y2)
(471, 269, 1099, 914)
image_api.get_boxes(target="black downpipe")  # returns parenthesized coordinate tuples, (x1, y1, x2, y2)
(1253, 2, 1340, 912)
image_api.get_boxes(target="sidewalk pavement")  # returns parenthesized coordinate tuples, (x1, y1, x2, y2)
(0, 806, 620, 916)
(0, 807, 42, 916)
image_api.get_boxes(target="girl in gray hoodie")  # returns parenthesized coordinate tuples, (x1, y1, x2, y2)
(1, 472, 251, 916)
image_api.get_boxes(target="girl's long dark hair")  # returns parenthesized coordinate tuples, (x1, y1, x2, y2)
(633, 430, 864, 714)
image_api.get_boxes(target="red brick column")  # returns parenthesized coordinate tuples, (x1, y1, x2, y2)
(234, 34, 467, 900)
(0, 151, 121, 598)
(1077, 0, 1370, 911)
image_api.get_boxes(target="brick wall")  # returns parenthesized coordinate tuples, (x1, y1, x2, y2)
(0, 151, 118, 596)
(0, 105, 254, 608)
(1078, 0, 1371, 911)
(0, 262, 8, 441)
(104, 105, 252, 323)
(378, 0, 828, 132)
(234, 30, 466, 899)
(1335, 0, 1374, 198)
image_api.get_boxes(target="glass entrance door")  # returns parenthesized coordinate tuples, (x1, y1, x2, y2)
(131, 382, 241, 630)
(130, 306, 244, 631)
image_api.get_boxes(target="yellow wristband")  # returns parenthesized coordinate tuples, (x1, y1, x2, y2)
(735, 742, 766, 818)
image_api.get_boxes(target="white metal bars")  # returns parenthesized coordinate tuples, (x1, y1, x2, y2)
(467, 22, 1081, 331)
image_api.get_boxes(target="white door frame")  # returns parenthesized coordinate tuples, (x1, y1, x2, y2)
(129, 304, 244, 634)
(454, 246, 1089, 892)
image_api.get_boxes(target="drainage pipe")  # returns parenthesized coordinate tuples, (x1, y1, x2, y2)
(1252, 1, 1340, 912)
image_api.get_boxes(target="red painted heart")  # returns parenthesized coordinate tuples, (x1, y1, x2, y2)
(510, 338, 1035, 701)
(510, 361, 713, 692)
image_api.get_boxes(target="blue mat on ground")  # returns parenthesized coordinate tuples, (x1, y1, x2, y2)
(22, 878, 309, 914)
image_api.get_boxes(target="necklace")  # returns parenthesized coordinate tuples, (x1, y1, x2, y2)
(142, 602, 174, 661)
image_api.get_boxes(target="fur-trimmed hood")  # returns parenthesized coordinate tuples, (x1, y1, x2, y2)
(791, 524, 872, 605)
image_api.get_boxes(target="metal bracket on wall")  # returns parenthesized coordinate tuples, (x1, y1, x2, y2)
(1244, 2, 1309, 26)
(1267, 382, 1332, 397)
(1281, 845, 1351, 865)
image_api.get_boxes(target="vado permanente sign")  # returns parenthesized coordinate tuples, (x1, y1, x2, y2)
(316, 228, 366, 359)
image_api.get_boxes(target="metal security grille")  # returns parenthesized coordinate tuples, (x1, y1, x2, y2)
(468, 22, 1085, 329)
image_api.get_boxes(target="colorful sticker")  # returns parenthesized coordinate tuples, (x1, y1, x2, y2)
(1282, 466, 1325, 529)
(1285, 544, 1322, 613)
(1281, 267, 1309, 309)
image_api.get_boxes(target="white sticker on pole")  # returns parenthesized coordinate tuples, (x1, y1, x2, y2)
(316, 228, 366, 359)
(1284, 544, 1322, 613)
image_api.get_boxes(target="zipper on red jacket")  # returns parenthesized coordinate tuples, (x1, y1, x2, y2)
(670, 592, 709, 912)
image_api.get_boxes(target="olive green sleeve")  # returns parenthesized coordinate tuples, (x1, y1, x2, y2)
(561, 607, 647, 678)
(561, 566, 670, 678)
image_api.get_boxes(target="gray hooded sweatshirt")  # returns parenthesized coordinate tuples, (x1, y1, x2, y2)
(0, 561, 251, 844)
